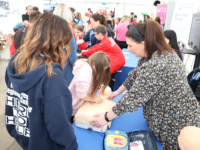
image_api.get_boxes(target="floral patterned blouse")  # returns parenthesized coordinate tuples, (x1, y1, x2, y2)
(112, 52, 200, 149)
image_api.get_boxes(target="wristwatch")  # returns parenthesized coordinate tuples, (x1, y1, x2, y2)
(105, 112, 111, 122)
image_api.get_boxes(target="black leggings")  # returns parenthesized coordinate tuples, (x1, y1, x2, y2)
(109, 73, 116, 91)
(115, 39, 127, 49)
(71, 116, 74, 124)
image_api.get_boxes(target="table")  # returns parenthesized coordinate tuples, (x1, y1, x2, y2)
(72, 94, 163, 150)
(113, 49, 139, 91)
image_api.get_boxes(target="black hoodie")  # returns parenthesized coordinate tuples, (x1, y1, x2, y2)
(5, 53, 78, 150)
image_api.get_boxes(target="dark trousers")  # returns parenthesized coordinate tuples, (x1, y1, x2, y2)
(115, 39, 127, 49)
(109, 73, 116, 91)
(71, 116, 74, 124)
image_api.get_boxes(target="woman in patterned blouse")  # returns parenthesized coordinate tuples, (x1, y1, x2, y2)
(90, 20, 200, 149)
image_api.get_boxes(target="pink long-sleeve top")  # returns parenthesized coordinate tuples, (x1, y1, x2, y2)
(115, 23, 128, 41)
(69, 60, 93, 116)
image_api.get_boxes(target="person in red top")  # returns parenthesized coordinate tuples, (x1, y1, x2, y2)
(130, 15, 137, 24)
(115, 17, 121, 26)
(81, 25, 125, 74)
(74, 25, 87, 50)
(10, 12, 41, 57)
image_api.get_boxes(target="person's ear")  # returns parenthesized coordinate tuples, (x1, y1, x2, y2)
(141, 41, 145, 46)
(92, 64, 96, 71)
(140, 41, 145, 50)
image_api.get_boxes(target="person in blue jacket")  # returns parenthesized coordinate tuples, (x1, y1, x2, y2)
(5, 13, 78, 150)
(64, 35, 78, 86)
(53, 3, 78, 86)
(77, 14, 112, 48)
(73, 12, 83, 26)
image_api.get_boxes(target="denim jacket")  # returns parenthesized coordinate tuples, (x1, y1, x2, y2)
(64, 34, 78, 86)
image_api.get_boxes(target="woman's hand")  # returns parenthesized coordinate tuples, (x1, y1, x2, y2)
(107, 91, 119, 100)
(90, 110, 118, 128)
(90, 113, 107, 128)
(107, 85, 127, 100)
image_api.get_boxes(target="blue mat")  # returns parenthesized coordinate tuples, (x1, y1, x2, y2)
(113, 49, 139, 91)
(73, 93, 163, 150)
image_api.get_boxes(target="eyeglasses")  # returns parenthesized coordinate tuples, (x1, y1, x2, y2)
(94, 33, 99, 35)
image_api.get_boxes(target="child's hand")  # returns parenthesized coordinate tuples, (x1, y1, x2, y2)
(81, 50, 88, 53)
(92, 96, 104, 104)
(77, 53, 82, 57)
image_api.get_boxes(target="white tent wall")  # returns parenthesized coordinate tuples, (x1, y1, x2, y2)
(116, 4, 157, 21)
(24, 0, 44, 14)
(0, 0, 27, 34)
(0, 0, 170, 34)
(0, 0, 44, 34)
(51, 0, 167, 21)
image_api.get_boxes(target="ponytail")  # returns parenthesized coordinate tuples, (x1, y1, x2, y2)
(91, 14, 108, 29)
(100, 15, 108, 28)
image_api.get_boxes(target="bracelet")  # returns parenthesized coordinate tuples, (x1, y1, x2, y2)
(105, 112, 111, 122)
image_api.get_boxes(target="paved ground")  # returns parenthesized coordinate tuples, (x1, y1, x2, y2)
(0, 60, 22, 150)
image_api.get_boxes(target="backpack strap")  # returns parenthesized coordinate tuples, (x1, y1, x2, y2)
(88, 29, 94, 47)
(89, 29, 94, 41)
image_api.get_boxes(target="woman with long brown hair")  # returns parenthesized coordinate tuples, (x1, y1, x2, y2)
(5, 13, 78, 150)
(77, 13, 112, 48)
(90, 20, 200, 149)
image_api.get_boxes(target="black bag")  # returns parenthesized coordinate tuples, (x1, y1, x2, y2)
(187, 67, 200, 93)
(128, 130, 157, 150)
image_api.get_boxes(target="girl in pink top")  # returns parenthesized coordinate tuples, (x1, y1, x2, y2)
(115, 15, 129, 49)
(69, 52, 111, 122)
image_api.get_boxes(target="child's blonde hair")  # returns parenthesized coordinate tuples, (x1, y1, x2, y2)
(120, 15, 130, 25)
(53, 3, 72, 23)
(87, 52, 111, 98)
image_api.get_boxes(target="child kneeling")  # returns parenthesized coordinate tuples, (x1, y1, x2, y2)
(74, 25, 87, 51)
(69, 52, 111, 123)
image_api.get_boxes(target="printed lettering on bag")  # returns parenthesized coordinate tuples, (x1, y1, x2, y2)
(5, 83, 32, 138)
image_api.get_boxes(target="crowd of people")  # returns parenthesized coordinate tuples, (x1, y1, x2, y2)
(4, 3, 200, 150)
